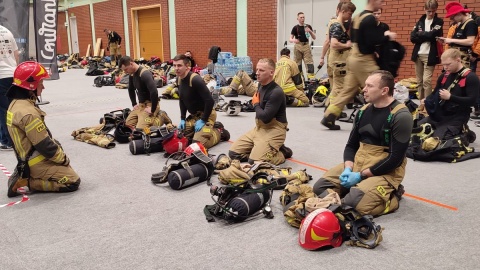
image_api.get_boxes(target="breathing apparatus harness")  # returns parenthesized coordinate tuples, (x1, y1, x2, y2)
(204, 172, 288, 223)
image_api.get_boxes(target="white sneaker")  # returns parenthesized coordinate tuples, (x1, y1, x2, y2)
(0, 145, 13, 151)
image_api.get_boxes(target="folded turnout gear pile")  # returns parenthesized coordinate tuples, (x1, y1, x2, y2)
(406, 123, 480, 162)
(72, 108, 131, 148)
(280, 184, 384, 250)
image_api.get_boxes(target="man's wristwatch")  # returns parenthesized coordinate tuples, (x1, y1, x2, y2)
(360, 171, 368, 180)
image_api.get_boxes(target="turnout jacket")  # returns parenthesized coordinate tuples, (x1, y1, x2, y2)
(7, 98, 68, 165)
(274, 56, 304, 93)
(410, 14, 444, 66)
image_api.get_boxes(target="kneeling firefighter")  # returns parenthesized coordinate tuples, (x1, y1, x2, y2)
(274, 48, 309, 107)
(6, 61, 81, 197)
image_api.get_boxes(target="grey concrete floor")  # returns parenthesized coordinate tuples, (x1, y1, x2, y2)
(0, 69, 479, 270)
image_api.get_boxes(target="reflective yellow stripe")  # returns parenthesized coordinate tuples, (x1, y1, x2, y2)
(11, 127, 26, 158)
(52, 153, 64, 163)
(283, 84, 297, 93)
(25, 118, 43, 133)
(28, 154, 45, 167)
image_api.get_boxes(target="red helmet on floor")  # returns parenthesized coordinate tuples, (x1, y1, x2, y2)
(299, 208, 342, 250)
(184, 142, 207, 156)
(13, 61, 50, 90)
(163, 130, 188, 154)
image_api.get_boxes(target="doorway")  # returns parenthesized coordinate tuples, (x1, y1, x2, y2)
(132, 5, 164, 60)
(69, 16, 80, 54)
(278, 0, 340, 77)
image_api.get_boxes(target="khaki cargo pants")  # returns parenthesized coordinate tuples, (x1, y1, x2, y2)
(184, 110, 220, 149)
(313, 143, 406, 216)
(28, 153, 81, 192)
(285, 88, 309, 107)
(109, 42, 121, 67)
(221, 70, 258, 97)
(229, 119, 287, 165)
(324, 45, 378, 118)
(126, 101, 171, 130)
(326, 49, 350, 106)
(294, 42, 314, 77)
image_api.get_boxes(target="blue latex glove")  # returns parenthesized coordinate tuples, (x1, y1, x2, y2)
(339, 167, 352, 182)
(341, 172, 362, 188)
(179, 120, 186, 130)
(195, 119, 206, 132)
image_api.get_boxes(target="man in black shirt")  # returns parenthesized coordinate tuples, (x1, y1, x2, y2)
(422, 48, 479, 139)
(290, 12, 316, 79)
(229, 58, 292, 165)
(104, 29, 122, 67)
(173, 54, 229, 149)
(314, 70, 413, 216)
(321, 0, 397, 130)
(119, 56, 171, 130)
(437, 2, 478, 68)
(326, 2, 356, 108)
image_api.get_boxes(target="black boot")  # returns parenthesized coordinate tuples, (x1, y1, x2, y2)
(224, 90, 238, 97)
(279, 144, 293, 159)
(321, 114, 340, 130)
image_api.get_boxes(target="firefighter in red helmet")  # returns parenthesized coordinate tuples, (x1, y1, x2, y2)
(6, 61, 81, 197)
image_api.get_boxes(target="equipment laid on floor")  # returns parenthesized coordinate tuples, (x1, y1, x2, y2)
(204, 172, 287, 223)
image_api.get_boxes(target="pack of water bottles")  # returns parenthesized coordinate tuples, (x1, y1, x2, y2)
(215, 52, 253, 78)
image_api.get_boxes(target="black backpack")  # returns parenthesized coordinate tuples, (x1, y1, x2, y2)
(375, 40, 406, 78)
(94, 75, 115, 87)
(86, 61, 105, 76)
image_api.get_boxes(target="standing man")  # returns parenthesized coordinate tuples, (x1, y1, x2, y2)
(229, 58, 292, 165)
(119, 56, 171, 130)
(104, 28, 122, 67)
(173, 54, 229, 149)
(290, 12, 316, 80)
(314, 70, 413, 216)
(274, 48, 309, 107)
(321, 0, 397, 130)
(437, 2, 477, 69)
(410, 0, 444, 102)
(0, 25, 18, 151)
(326, 2, 356, 107)
(6, 62, 81, 197)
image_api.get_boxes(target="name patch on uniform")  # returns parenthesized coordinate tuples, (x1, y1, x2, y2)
(36, 123, 46, 132)
(377, 186, 387, 197)
(58, 176, 69, 184)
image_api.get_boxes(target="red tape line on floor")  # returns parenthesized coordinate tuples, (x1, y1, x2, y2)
(0, 195, 30, 208)
(226, 140, 458, 211)
(285, 158, 458, 211)
(0, 163, 30, 208)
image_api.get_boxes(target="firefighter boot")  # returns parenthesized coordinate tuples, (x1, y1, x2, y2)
(321, 114, 340, 130)
(7, 168, 29, 198)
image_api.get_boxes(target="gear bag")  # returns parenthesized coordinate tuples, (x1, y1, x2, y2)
(94, 75, 115, 87)
(407, 132, 480, 162)
(85, 60, 105, 76)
